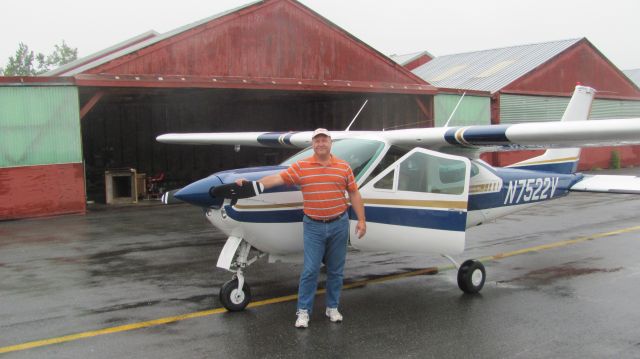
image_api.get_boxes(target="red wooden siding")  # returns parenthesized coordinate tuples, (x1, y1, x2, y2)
(85, 0, 425, 86)
(504, 40, 640, 100)
(0, 163, 86, 220)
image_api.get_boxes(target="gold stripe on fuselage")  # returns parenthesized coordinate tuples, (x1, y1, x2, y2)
(509, 156, 579, 166)
(364, 198, 467, 210)
(469, 182, 501, 194)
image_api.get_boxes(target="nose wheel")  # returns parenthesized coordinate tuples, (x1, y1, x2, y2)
(219, 277, 252, 311)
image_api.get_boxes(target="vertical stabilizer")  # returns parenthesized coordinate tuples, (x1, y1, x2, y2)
(507, 85, 595, 174)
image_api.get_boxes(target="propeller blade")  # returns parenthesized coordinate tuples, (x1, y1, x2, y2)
(161, 189, 184, 205)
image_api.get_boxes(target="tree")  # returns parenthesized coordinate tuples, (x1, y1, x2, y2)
(2, 41, 78, 76)
(3, 43, 36, 76)
(45, 41, 77, 69)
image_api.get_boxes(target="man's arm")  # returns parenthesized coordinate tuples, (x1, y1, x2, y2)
(348, 189, 366, 238)
(235, 173, 285, 190)
(257, 173, 285, 189)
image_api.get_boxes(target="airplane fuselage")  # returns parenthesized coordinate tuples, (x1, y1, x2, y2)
(175, 138, 583, 261)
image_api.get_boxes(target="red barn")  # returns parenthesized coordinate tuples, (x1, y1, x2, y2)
(411, 38, 640, 170)
(0, 0, 435, 219)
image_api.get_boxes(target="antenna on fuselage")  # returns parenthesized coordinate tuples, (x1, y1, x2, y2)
(345, 99, 368, 131)
(443, 92, 466, 128)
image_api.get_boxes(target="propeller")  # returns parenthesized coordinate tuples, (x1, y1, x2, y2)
(160, 189, 185, 205)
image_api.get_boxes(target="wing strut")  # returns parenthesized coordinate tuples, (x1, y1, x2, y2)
(444, 92, 466, 128)
(345, 99, 368, 131)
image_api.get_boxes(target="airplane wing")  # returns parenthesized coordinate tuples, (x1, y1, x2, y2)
(570, 175, 640, 194)
(157, 85, 640, 153)
(157, 118, 640, 152)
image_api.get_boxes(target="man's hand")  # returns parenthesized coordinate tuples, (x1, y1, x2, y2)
(355, 220, 366, 239)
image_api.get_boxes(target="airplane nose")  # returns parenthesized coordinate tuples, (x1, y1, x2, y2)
(174, 175, 224, 208)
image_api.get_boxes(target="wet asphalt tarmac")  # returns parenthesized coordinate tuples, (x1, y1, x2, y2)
(1, 169, 639, 358)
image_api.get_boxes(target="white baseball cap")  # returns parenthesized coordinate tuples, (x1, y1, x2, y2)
(312, 128, 331, 138)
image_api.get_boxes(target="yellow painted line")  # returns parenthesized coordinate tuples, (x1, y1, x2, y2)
(0, 308, 224, 354)
(479, 225, 640, 262)
(2, 224, 640, 355)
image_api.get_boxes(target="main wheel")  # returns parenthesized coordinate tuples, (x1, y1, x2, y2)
(219, 278, 252, 311)
(457, 259, 486, 294)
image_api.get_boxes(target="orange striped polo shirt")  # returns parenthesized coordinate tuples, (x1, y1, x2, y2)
(280, 154, 357, 220)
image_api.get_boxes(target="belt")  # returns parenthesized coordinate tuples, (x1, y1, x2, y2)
(306, 212, 345, 223)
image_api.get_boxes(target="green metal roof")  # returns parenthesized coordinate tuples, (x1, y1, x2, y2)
(413, 39, 582, 94)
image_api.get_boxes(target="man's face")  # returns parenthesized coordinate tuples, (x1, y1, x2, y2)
(312, 135, 332, 157)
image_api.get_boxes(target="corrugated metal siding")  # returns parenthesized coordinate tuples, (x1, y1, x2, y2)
(413, 39, 581, 93)
(434, 94, 490, 127)
(591, 99, 640, 119)
(0, 86, 82, 168)
(500, 94, 640, 124)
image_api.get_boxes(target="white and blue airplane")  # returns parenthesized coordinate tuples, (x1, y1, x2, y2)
(157, 85, 640, 311)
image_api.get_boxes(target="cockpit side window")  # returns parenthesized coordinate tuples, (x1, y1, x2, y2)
(371, 150, 468, 195)
(361, 145, 410, 187)
(373, 169, 395, 190)
(397, 152, 466, 195)
(471, 163, 480, 177)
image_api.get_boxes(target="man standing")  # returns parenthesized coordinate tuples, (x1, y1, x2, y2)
(237, 128, 366, 328)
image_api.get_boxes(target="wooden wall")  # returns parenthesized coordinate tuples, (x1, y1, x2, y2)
(87, 0, 422, 86)
(0, 163, 85, 220)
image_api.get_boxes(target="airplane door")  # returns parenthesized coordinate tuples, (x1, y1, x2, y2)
(351, 148, 470, 255)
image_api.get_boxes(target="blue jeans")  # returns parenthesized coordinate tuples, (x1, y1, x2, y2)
(297, 212, 349, 313)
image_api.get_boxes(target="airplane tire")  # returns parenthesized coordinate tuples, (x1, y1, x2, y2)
(219, 278, 252, 312)
(457, 259, 486, 294)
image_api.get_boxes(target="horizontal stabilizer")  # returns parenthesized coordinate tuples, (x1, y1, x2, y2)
(570, 175, 640, 194)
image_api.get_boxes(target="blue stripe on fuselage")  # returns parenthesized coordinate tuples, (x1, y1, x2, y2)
(226, 206, 304, 223)
(361, 206, 466, 231)
(225, 205, 466, 231)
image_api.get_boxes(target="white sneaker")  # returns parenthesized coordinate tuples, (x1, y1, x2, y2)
(295, 309, 309, 328)
(325, 307, 343, 322)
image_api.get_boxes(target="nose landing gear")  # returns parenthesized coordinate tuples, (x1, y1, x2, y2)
(219, 275, 252, 312)
(217, 238, 265, 312)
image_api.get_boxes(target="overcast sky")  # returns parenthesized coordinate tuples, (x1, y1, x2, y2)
(1, 0, 638, 71)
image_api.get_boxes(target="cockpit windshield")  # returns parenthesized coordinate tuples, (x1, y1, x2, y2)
(280, 139, 385, 180)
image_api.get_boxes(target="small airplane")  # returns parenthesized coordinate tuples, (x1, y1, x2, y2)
(157, 85, 640, 311)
